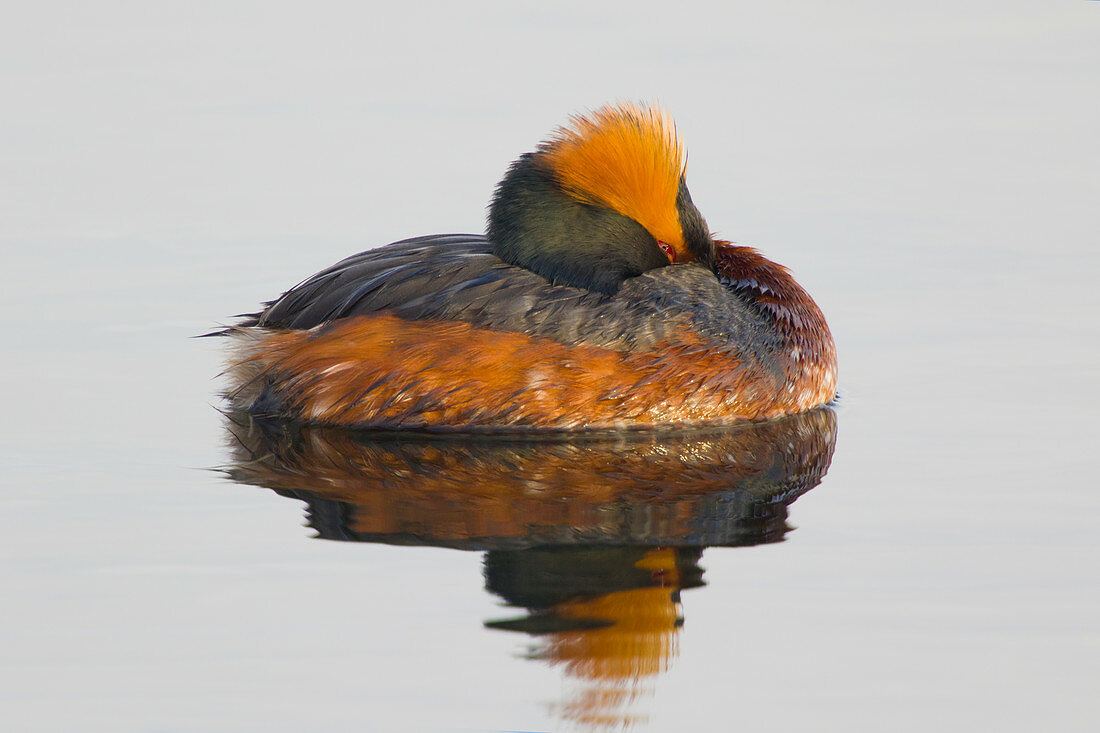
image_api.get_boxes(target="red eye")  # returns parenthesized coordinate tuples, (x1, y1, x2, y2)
(658, 240, 676, 263)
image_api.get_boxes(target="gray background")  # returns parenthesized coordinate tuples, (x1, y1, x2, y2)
(3, 2, 1098, 730)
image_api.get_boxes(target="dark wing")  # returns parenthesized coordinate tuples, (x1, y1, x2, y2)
(244, 234, 667, 351)
(245, 233, 780, 362)
(252, 234, 494, 329)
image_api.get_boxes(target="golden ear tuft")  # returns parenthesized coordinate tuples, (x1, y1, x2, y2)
(539, 104, 688, 258)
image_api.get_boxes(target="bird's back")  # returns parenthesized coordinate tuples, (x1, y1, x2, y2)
(248, 234, 777, 356)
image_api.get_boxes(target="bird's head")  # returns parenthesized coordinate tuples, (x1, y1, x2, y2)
(487, 104, 715, 295)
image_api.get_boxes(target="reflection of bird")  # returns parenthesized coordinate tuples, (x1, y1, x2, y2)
(223, 103, 837, 430)
(222, 407, 837, 549)
(486, 547, 701, 730)
(220, 408, 838, 731)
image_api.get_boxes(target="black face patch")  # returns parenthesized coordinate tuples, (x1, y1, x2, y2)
(487, 154, 669, 295)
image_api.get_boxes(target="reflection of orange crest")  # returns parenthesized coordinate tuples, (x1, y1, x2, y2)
(550, 551, 681, 680)
(541, 104, 689, 261)
(538, 549, 682, 729)
(550, 586, 680, 677)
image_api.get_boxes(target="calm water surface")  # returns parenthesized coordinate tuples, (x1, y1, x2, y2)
(3, 3, 1098, 731)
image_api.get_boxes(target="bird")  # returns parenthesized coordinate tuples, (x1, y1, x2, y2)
(222, 104, 837, 432)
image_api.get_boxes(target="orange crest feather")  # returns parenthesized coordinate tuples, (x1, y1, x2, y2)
(540, 104, 688, 258)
